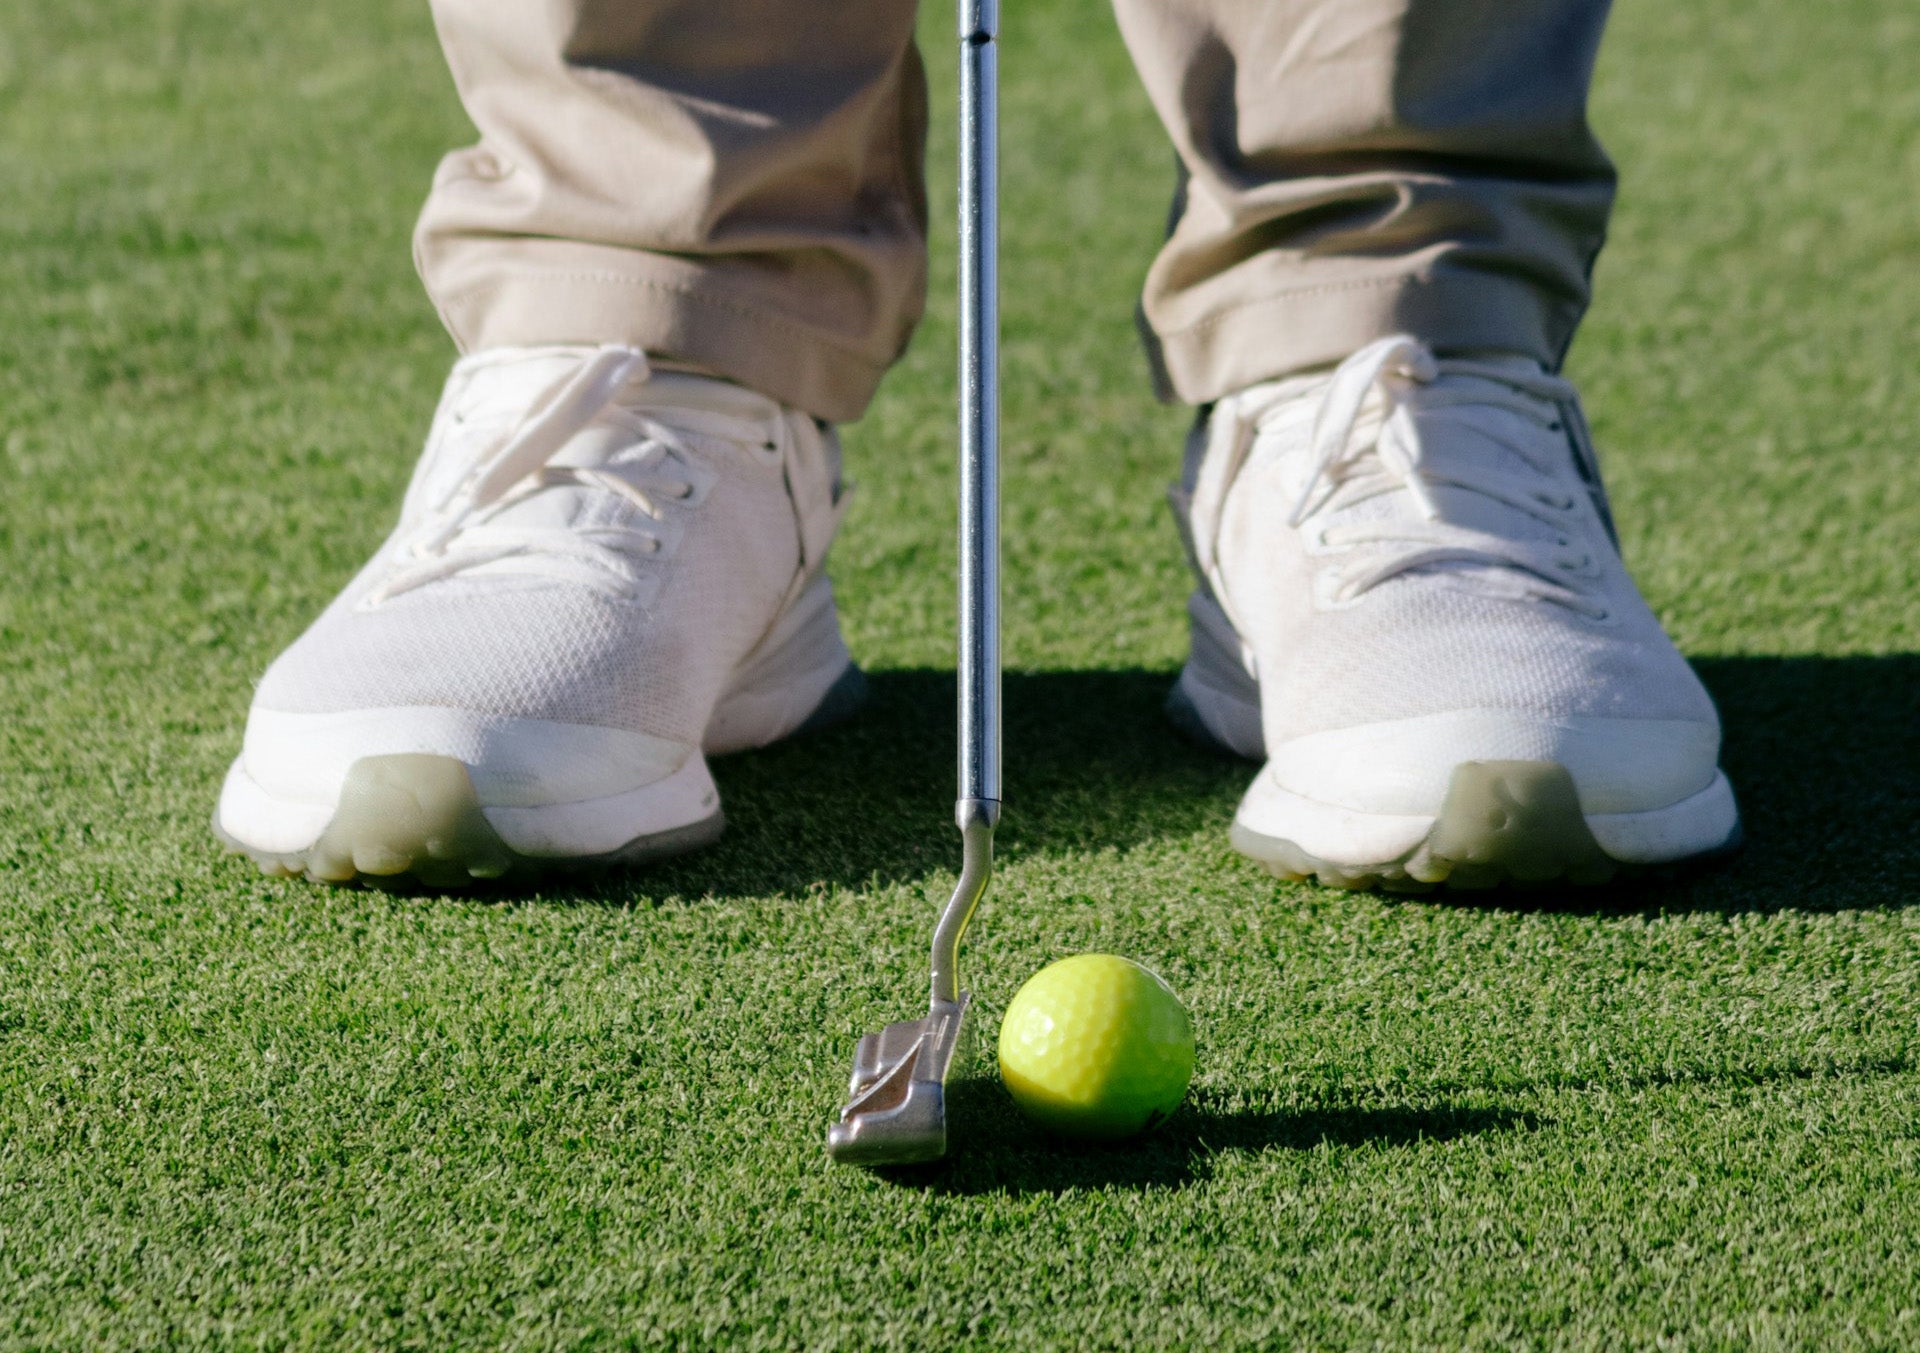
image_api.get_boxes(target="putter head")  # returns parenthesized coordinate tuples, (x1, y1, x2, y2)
(825, 994, 972, 1166)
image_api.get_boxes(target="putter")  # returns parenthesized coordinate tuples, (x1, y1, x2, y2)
(826, 0, 1001, 1168)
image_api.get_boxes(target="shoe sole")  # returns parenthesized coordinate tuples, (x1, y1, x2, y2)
(1170, 589, 1743, 891)
(1231, 760, 1743, 893)
(214, 751, 730, 888)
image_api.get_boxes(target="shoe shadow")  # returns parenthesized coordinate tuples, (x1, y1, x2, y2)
(1439, 654, 1920, 917)
(876, 1081, 1544, 1196)
(543, 667, 1244, 906)
(527, 654, 1913, 915)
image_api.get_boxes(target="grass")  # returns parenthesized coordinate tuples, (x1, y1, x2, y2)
(1, 0, 1917, 1347)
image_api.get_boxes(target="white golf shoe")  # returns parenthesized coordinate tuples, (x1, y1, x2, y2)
(1170, 335, 1740, 890)
(215, 344, 863, 886)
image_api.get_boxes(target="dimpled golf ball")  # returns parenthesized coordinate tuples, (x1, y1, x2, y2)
(997, 953, 1195, 1141)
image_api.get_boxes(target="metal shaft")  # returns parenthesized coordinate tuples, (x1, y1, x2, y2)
(957, 0, 999, 810)
(929, 0, 1000, 1011)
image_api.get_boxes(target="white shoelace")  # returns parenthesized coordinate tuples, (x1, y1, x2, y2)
(365, 346, 736, 606)
(1250, 335, 1608, 618)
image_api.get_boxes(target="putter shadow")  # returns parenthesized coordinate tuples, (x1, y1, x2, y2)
(882, 1082, 1544, 1196)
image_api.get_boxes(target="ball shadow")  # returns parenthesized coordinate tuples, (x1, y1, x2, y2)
(874, 1081, 1545, 1196)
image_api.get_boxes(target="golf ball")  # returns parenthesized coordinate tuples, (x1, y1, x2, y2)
(997, 953, 1195, 1141)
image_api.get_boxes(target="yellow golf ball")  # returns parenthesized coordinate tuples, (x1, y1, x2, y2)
(997, 953, 1195, 1141)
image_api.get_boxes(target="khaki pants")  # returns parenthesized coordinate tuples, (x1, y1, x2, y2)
(416, 0, 1614, 423)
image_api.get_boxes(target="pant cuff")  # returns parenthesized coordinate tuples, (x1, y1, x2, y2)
(1143, 268, 1585, 405)
(426, 258, 894, 424)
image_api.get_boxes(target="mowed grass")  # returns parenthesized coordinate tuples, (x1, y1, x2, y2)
(1, 0, 1917, 1347)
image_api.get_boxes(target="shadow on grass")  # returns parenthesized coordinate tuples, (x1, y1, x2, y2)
(1421, 1050, 1914, 1102)
(881, 1082, 1544, 1196)
(878, 1050, 1913, 1196)
(1428, 654, 1920, 916)
(533, 654, 1916, 916)
(544, 666, 1244, 905)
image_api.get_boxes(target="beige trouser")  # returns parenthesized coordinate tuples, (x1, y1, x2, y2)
(416, 0, 1614, 423)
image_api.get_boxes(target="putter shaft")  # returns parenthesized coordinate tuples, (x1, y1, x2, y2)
(941, 0, 1001, 1002)
(958, 0, 1001, 814)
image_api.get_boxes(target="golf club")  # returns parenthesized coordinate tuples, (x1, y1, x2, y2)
(826, 0, 1001, 1168)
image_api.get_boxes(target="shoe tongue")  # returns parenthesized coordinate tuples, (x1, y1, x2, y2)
(408, 356, 602, 513)
(484, 427, 668, 534)
(1321, 375, 1566, 551)
(548, 424, 640, 472)
(1408, 405, 1551, 524)
(485, 480, 599, 534)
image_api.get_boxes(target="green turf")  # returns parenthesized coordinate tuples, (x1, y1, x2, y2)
(2, 0, 1917, 1347)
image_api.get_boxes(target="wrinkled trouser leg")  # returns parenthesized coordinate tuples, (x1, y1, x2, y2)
(414, 0, 1612, 421)
(414, 0, 927, 423)
(1110, 0, 1616, 401)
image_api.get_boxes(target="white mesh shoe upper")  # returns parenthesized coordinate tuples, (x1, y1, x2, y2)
(252, 345, 847, 751)
(1185, 335, 1720, 766)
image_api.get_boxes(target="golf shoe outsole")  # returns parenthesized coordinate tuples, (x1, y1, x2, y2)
(217, 664, 867, 889)
(214, 752, 728, 889)
(1227, 758, 1744, 893)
